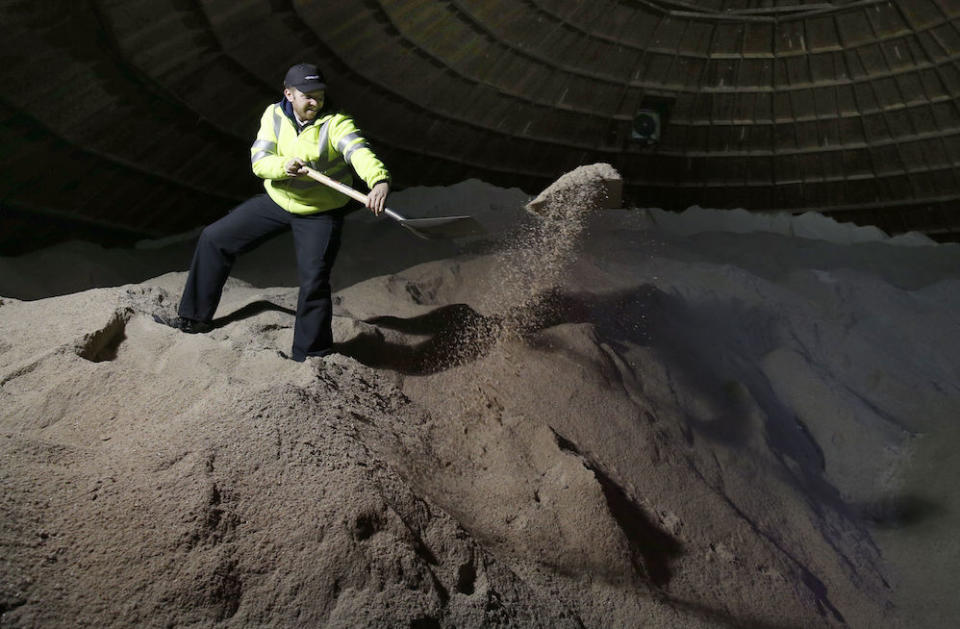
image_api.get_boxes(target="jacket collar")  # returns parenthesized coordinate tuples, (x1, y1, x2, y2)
(279, 98, 307, 129)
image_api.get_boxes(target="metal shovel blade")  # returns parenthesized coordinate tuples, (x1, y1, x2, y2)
(300, 168, 485, 241)
(384, 209, 484, 240)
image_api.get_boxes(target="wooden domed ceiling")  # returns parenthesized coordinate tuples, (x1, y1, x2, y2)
(2, 0, 960, 253)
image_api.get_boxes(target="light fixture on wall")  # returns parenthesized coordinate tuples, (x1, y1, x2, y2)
(631, 109, 661, 143)
(630, 95, 673, 146)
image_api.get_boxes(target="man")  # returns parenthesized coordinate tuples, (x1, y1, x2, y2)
(171, 63, 390, 361)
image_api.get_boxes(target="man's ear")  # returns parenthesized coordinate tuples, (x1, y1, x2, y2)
(283, 87, 295, 103)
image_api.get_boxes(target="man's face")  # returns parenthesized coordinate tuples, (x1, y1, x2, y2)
(284, 87, 325, 121)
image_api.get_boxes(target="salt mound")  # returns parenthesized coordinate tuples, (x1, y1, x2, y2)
(3, 168, 960, 627)
(647, 205, 942, 247)
(0, 283, 583, 627)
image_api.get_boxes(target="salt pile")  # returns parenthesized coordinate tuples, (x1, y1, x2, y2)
(2, 167, 959, 627)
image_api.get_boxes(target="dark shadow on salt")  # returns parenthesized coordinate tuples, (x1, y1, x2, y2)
(335, 304, 501, 375)
(211, 300, 296, 328)
(549, 427, 682, 587)
(529, 287, 836, 485)
(857, 494, 943, 529)
(593, 466, 682, 588)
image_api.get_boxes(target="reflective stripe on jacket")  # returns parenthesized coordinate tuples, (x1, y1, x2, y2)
(250, 102, 390, 215)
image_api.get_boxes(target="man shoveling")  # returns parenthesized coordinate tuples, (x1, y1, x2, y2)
(167, 63, 390, 361)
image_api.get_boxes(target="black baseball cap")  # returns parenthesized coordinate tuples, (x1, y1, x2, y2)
(284, 63, 326, 92)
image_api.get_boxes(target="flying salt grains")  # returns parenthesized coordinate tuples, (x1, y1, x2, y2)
(441, 165, 624, 393)
(467, 164, 621, 341)
(514, 163, 623, 301)
(436, 163, 628, 373)
(525, 162, 623, 219)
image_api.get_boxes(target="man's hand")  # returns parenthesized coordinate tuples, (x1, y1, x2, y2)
(284, 158, 307, 177)
(366, 181, 390, 216)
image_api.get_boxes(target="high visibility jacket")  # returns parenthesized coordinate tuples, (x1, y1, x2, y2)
(250, 100, 390, 214)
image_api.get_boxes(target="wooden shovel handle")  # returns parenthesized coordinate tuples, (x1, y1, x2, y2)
(301, 167, 369, 204)
(301, 166, 406, 223)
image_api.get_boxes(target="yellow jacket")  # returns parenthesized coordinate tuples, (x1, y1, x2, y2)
(250, 101, 390, 214)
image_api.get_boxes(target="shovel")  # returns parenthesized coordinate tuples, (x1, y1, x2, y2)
(302, 167, 484, 240)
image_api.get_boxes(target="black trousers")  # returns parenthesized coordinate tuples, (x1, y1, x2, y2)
(178, 194, 346, 361)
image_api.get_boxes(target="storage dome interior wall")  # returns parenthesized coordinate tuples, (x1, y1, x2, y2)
(2, 0, 959, 253)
